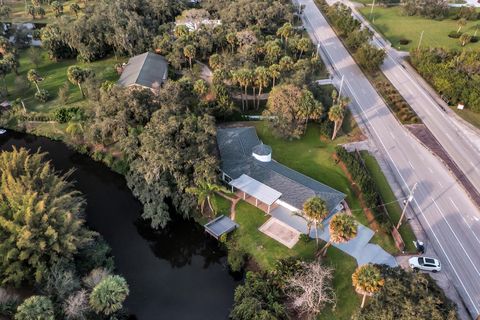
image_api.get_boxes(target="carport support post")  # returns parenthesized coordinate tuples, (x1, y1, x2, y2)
(396, 183, 417, 230)
(267, 205, 271, 214)
(243, 192, 246, 200)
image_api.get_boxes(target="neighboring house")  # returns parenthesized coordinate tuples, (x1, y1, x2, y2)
(118, 52, 168, 90)
(217, 126, 346, 220)
(175, 19, 222, 31)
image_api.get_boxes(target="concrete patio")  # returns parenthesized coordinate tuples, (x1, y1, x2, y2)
(270, 206, 397, 267)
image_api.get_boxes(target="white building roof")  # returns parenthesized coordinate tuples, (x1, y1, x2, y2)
(230, 174, 282, 206)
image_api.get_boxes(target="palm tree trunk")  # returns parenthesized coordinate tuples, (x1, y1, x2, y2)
(78, 83, 84, 98)
(207, 196, 214, 216)
(257, 86, 262, 110)
(332, 122, 339, 140)
(34, 82, 40, 94)
(189, 57, 192, 70)
(314, 220, 319, 246)
(253, 87, 256, 110)
(3, 77, 7, 96)
(272, 77, 276, 87)
(321, 241, 331, 256)
(361, 293, 367, 308)
(244, 86, 248, 110)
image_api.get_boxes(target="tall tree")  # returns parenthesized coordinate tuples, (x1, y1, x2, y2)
(321, 213, 357, 256)
(299, 89, 323, 133)
(89, 275, 129, 316)
(328, 105, 345, 140)
(296, 37, 311, 58)
(303, 197, 328, 246)
(187, 181, 227, 217)
(14, 296, 54, 320)
(0, 59, 11, 95)
(277, 22, 294, 52)
(27, 69, 43, 93)
(268, 64, 281, 87)
(0, 148, 93, 286)
(286, 262, 335, 319)
(254, 66, 270, 110)
(183, 45, 196, 70)
(67, 66, 92, 98)
(352, 264, 385, 309)
(263, 84, 308, 139)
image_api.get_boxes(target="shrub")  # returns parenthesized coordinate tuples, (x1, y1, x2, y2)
(53, 106, 81, 123)
(399, 38, 410, 45)
(299, 234, 311, 243)
(226, 240, 247, 272)
(89, 275, 129, 316)
(15, 296, 54, 320)
(448, 31, 462, 39)
(34, 89, 50, 102)
(335, 147, 391, 227)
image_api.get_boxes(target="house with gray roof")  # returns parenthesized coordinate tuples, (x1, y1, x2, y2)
(118, 52, 168, 90)
(217, 126, 346, 222)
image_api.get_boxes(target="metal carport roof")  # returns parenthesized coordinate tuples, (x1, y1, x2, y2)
(229, 174, 282, 206)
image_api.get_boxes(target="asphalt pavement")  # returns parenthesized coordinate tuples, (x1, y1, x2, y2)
(297, 0, 480, 317)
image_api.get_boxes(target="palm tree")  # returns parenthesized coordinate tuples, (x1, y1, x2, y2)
(183, 45, 196, 70)
(268, 64, 281, 87)
(457, 18, 467, 33)
(254, 66, 270, 110)
(187, 181, 227, 217)
(296, 37, 310, 58)
(299, 89, 323, 133)
(226, 32, 236, 53)
(303, 197, 328, 246)
(27, 69, 43, 93)
(234, 68, 253, 112)
(66, 121, 84, 142)
(352, 264, 385, 308)
(459, 33, 472, 46)
(276, 22, 294, 52)
(328, 105, 345, 140)
(321, 213, 357, 256)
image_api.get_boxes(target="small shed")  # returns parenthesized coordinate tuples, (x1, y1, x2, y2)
(204, 215, 238, 239)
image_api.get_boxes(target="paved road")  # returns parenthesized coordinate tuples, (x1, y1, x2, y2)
(297, 0, 480, 317)
(344, 3, 480, 203)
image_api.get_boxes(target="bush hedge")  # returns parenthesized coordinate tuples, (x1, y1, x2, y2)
(335, 146, 391, 227)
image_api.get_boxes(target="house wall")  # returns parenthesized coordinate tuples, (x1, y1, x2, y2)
(275, 199, 300, 213)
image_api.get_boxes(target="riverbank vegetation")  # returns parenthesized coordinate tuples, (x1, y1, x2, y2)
(0, 148, 128, 319)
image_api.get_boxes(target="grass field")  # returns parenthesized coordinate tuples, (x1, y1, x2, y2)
(360, 151, 417, 252)
(4, 0, 82, 23)
(358, 6, 480, 51)
(4, 48, 120, 113)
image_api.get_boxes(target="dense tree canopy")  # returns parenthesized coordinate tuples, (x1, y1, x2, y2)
(354, 266, 457, 319)
(0, 148, 93, 286)
(411, 48, 480, 111)
(126, 82, 218, 228)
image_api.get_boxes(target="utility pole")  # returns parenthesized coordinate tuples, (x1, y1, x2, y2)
(417, 31, 424, 51)
(339, 74, 345, 97)
(369, 0, 376, 20)
(396, 183, 417, 230)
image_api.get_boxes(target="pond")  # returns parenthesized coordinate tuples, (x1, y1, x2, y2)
(0, 131, 239, 320)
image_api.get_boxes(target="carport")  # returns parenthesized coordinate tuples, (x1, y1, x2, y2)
(229, 174, 282, 213)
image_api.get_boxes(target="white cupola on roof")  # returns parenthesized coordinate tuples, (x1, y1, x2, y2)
(252, 143, 272, 162)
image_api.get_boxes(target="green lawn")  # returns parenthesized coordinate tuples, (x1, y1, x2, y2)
(212, 195, 232, 216)
(4, 48, 120, 113)
(358, 6, 480, 51)
(5, 0, 82, 23)
(232, 200, 359, 320)
(452, 107, 480, 130)
(360, 151, 417, 252)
